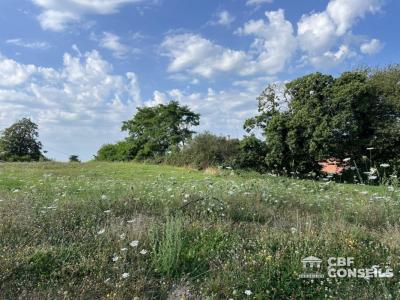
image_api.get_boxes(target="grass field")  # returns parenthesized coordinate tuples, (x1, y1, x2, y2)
(1, 162, 400, 299)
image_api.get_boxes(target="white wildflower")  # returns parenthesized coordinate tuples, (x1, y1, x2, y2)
(112, 255, 119, 262)
(121, 272, 130, 279)
(97, 228, 105, 235)
(104, 210, 112, 214)
(101, 194, 107, 200)
(245, 290, 252, 296)
(140, 249, 148, 255)
(130, 240, 139, 248)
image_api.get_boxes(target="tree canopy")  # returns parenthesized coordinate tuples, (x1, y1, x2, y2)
(97, 101, 200, 161)
(246, 68, 400, 175)
(0, 118, 43, 161)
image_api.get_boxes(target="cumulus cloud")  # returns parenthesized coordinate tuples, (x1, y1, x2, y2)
(297, 0, 382, 67)
(0, 49, 140, 160)
(161, 33, 248, 78)
(163, 10, 295, 78)
(360, 38, 383, 55)
(32, 0, 149, 31)
(237, 9, 296, 75)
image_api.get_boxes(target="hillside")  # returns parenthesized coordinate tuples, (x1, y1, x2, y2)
(0, 162, 399, 299)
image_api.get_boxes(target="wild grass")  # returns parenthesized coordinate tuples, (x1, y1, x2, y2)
(0, 162, 399, 299)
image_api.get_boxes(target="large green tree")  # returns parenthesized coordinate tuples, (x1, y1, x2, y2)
(0, 118, 43, 161)
(121, 101, 200, 159)
(246, 70, 400, 175)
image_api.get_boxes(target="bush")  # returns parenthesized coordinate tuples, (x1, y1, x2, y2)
(165, 132, 240, 169)
(233, 135, 267, 172)
(95, 140, 138, 161)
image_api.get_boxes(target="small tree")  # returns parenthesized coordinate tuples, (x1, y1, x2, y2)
(0, 118, 43, 161)
(69, 155, 81, 163)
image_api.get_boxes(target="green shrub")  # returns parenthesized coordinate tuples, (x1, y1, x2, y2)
(150, 216, 184, 276)
(165, 132, 240, 169)
(95, 140, 138, 161)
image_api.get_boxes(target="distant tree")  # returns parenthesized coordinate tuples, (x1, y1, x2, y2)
(69, 155, 81, 163)
(0, 118, 43, 161)
(122, 101, 200, 159)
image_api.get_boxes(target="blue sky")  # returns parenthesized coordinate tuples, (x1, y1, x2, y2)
(0, 0, 398, 161)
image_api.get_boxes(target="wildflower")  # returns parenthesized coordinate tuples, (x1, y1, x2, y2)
(112, 255, 119, 262)
(97, 228, 105, 235)
(380, 163, 390, 168)
(290, 227, 298, 234)
(369, 167, 378, 175)
(140, 249, 148, 255)
(121, 248, 128, 251)
(388, 186, 394, 192)
(104, 210, 112, 214)
(130, 240, 139, 247)
(244, 290, 252, 296)
(101, 194, 107, 200)
(121, 273, 130, 279)
(119, 233, 126, 240)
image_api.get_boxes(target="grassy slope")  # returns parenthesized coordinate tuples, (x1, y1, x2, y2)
(0, 162, 399, 299)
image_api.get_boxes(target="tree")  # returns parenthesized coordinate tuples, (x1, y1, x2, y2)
(0, 118, 43, 161)
(246, 70, 400, 175)
(122, 101, 200, 159)
(69, 155, 81, 163)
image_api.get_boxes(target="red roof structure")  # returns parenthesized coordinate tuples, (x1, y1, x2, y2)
(318, 158, 345, 174)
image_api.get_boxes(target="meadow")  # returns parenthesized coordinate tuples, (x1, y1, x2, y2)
(0, 162, 400, 299)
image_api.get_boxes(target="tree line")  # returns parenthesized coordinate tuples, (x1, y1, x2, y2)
(2, 65, 400, 181)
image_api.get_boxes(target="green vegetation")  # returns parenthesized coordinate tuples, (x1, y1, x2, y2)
(1, 162, 400, 299)
(245, 68, 400, 176)
(0, 118, 44, 162)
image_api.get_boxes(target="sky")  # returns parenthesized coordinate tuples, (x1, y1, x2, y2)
(0, 0, 399, 161)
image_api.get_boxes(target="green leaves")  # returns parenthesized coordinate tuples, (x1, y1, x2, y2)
(0, 118, 43, 161)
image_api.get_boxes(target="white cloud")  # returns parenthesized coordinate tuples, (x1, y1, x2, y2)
(309, 45, 356, 69)
(237, 9, 297, 75)
(0, 56, 37, 86)
(246, 0, 274, 6)
(32, 0, 148, 31)
(212, 10, 235, 27)
(163, 10, 295, 78)
(327, 0, 382, 35)
(6, 38, 51, 50)
(161, 33, 248, 78)
(0, 49, 141, 160)
(360, 38, 383, 55)
(296, 0, 382, 68)
(99, 32, 131, 59)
